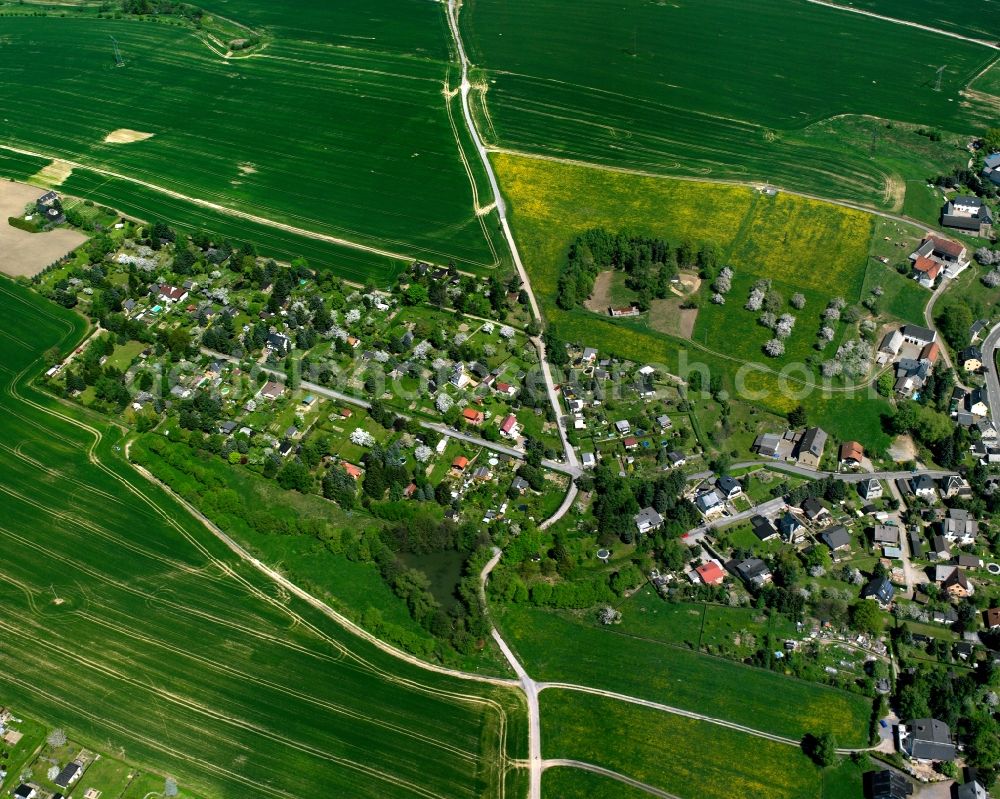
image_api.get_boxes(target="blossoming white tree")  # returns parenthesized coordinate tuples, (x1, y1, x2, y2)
(350, 428, 375, 447)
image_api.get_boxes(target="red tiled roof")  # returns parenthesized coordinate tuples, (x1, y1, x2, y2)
(696, 561, 725, 585)
(840, 441, 864, 462)
(452, 456, 469, 469)
(623, 437, 638, 447)
(462, 408, 484, 422)
(500, 414, 517, 433)
(927, 235, 964, 258)
(921, 342, 940, 364)
(341, 461, 363, 479)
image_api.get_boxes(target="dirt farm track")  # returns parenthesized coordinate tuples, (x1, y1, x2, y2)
(0, 180, 85, 277)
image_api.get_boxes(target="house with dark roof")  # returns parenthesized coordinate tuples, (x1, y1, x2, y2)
(820, 525, 851, 551)
(733, 557, 772, 588)
(959, 346, 984, 372)
(983, 151, 1000, 186)
(778, 512, 804, 542)
(801, 496, 829, 522)
(795, 427, 827, 469)
(901, 718, 956, 762)
(266, 331, 291, 355)
(869, 769, 912, 799)
(942, 195, 994, 237)
(716, 475, 742, 499)
(872, 525, 900, 546)
(695, 490, 724, 516)
(967, 387, 989, 418)
(751, 514, 779, 541)
(954, 780, 989, 799)
(942, 567, 973, 598)
(54, 762, 82, 789)
(12, 786, 37, 799)
(942, 508, 978, 545)
(910, 474, 937, 500)
(861, 575, 894, 606)
(858, 478, 883, 501)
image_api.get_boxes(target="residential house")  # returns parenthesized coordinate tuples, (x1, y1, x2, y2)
(494, 381, 517, 397)
(581, 347, 598, 364)
(955, 780, 988, 799)
(941, 508, 978, 545)
(839, 441, 864, 466)
(900, 718, 956, 762)
(983, 151, 1000, 186)
(942, 568, 973, 598)
(157, 284, 189, 304)
(959, 346, 984, 372)
(623, 436, 639, 451)
(666, 451, 687, 468)
(498, 414, 520, 439)
(510, 476, 530, 494)
(266, 331, 291, 355)
(970, 318, 990, 343)
(778, 512, 804, 542)
(895, 358, 930, 396)
(695, 490, 724, 516)
(941, 195, 993, 237)
(910, 474, 937, 500)
(931, 535, 951, 560)
(615, 419, 631, 435)
(861, 575, 894, 606)
(956, 553, 981, 570)
(462, 408, 485, 426)
(801, 496, 829, 522)
(450, 363, 469, 388)
(695, 561, 726, 586)
(277, 440, 295, 458)
(259, 381, 285, 400)
(877, 329, 903, 363)
(939, 475, 970, 499)
(751, 514, 779, 542)
(820, 525, 851, 551)
(733, 557, 772, 588)
(909, 528, 924, 558)
(451, 456, 469, 473)
(54, 763, 82, 789)
(858, 478, 883, 501)
(656, 414, 672, 430)
(984, 607, 1000, 630)
(753, 432, 784, 459)
(634, 507, 664, 535)
(12, 786, 36, 799)
(968, 387, 989, 418)
(872, 525, 900, 547)
(472, 466, 492, 481)
(716, 475, 742, 499)
(581, 452, 596, 469)
(912, 255, 943, 288)
(796, 426, 827, 469)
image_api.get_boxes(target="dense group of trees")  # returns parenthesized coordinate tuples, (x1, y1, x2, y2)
(556, 228, 723, 311)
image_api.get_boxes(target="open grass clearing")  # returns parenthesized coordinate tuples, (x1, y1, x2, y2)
(540, 689, 842, 799)
(498, 604, 872, 745)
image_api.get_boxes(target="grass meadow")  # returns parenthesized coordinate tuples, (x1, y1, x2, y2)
(540, 690, 835, 799)
(0, 278, 525, 799)
(499, 606, 872, 746)
(541, 766, 652, 799)
(0, 11, 504, 273)
(464, 0, 999, 208)
(494, 152, 894, 446)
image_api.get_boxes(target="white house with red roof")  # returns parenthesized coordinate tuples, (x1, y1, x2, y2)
(157, 283, 189, 304)
(499, 414, 520, 439)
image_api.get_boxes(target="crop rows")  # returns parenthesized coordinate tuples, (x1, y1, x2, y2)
(0, 279, 522, 799)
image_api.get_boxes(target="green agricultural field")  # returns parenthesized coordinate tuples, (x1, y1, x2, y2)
(815, 0, 1000, 40)
(540, 690, 834, 799)
(0, 278, 525, 798)
(464, 0, 999, 208)
(495, 152, 894, 446)
(541, 766, 653, 799)
(499, 605, 872, 746)
(0, 7, 505, 275)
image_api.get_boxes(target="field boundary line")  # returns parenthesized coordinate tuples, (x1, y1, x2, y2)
(0, 144, 431, 267)
(542, 760, 681, 799)
(537, 683, 872, 753)
(803, 0, 999, 49)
